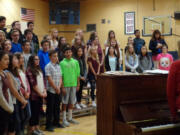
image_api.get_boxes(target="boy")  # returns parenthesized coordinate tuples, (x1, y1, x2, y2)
(10, 29, 23, 53)
(22, 40, 31, 69)
(45, 50, 64, 132)
(38, 40, 50, 76)
(0, 16, 7, 37)
(27, 21, 39, 45)
(60, 47, 80, 127)
(133, 29, 145, 55)
(24, 29, 39, 54)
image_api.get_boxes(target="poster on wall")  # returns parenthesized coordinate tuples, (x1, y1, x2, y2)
(124, 12, 135, 35)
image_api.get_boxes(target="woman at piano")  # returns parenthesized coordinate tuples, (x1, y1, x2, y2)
(125, 44, 139, 73)
(167, 60, 180, 122)
(137, 46, 153, 73)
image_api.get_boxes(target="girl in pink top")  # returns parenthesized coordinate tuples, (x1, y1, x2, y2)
(157, 44, 173, 71)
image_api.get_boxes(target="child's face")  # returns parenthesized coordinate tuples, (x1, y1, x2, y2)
(128, 38, 134, 44)
(129, 45, 134, 53)
(53, 30, 58, 38)
(110, 32, 115, 38)
(162, 46, 168, 53)
(0, 54, 9, 70)
(42, 42, 50, 52)
(0, 33, 5, 41)
(155, 33, 160, 39)
(64, 50, 72, 59)
(12, 56, 19, 68)
(28, 23, 34, 31)
(61, 38, 66, 45)
(23, 43, 31, 52)
(110, 40, 116, 47)
(76, 37, 81, 45)
(50, 53, 58, 63)
(12, 31, 20, 42)
(109, 47, 115, 55)
(14, 22, 21, 30)
(26, 32, 33, 40)
(135, 31, 140, 38)
(19, 55, 24, 67)
(77, 48, 83, 57)
(141, 46, 147, 55)
(34, 56, 40, 66)
(0, 19, 6, 28)
(93, 37, 99, 45)
(4, 40, 12, 52)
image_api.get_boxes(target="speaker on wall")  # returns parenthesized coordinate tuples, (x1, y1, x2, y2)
(174, 11, 180, 20)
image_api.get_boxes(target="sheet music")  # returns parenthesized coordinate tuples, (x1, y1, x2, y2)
(104, 71, 139, 76)
(144, 69, 169, 74)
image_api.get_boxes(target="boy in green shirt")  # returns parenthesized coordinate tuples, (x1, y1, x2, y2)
(60, 46, 80, 127)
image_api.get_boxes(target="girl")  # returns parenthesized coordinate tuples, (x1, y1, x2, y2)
(149, 30, 167, 68)
(125, 44, 138, 72)
(50, 28, 58, 50)
(87, 46, 101, 107)
(7, 54, 26, 135)
(72, 29, 85, 46)
(105, 46, 119, 71)
(157, 44, 173, 71)
(56, 37, 67, 62)
(15, 53, 31, 134)
(104, 30, 119, 47)
(124, 37, 134, 53)
(74, 46, 87, 109)
(0, 50, 14, 135)
(137, 46, 152, 73)
(105, 39, 122, 69)
(43, 34, 51, 42)
(0, 30, 6, 50)
(2, 39, 12, 53)
(87, 31, 97, 47)
(26, 55, 47, 135)
(89, 36, 104, 73)
(72, 36, 87, 59)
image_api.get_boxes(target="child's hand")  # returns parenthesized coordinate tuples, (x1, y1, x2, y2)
(62, 88, 66, 95)
(25, 92, 30, 99)
(21, 99, 28, 109)
(43, 91, 47, 98)
(81, 77, 85, 81)
(76, 86, 80, 92)
(55, 87, 61, 95)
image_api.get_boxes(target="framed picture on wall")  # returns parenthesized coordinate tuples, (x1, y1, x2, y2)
(124, 12, 135, 35)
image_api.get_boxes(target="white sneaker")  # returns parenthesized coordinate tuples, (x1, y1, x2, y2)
(92, 101, 96, 107)
(80, 103, 87, 108)
(62, 120, 70, 127)
(75, 104, 81, 109)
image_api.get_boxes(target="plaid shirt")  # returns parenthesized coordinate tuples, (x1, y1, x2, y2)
(45, 62, 62, 94)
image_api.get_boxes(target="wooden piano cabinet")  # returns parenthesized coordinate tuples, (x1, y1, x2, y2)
(96, 74, 169, 135)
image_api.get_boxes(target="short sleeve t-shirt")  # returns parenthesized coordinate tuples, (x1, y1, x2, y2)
(60, 58, 80, 87)
(157, 53, 173, 71)
(87, 57, 99, 75)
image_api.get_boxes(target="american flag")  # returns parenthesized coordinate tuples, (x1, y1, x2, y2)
(21, 8, 35, 21)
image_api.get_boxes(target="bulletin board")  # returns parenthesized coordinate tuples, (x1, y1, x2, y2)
(143, 15, 172, 36)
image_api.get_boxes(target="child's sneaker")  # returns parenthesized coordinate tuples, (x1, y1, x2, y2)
(75, 104, 81, 109)
(80, 103, 87, 108)
(68, 119, 79, 124)
(92, 101, 96, 107)
(62, 120, 70, 127)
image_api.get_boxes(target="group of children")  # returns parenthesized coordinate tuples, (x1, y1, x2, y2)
(0, 15, 175, 135)
(124, 29, 173, 73)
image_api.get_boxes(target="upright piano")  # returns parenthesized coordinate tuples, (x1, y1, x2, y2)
(97, 73, 180, 135)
